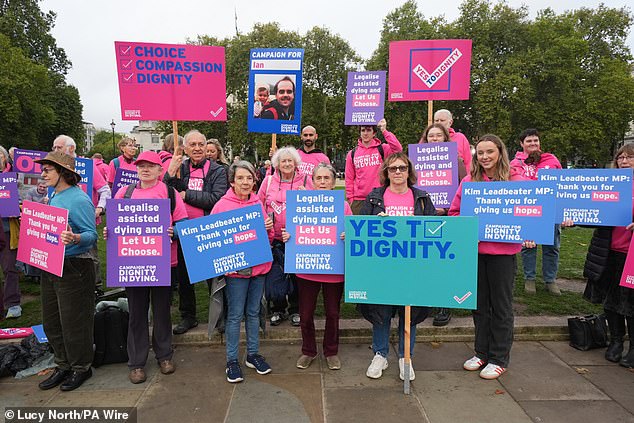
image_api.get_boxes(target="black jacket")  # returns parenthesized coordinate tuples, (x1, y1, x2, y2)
(357, 185, 436, 326)
(260, 100, 294, 120)
(582, 227, 613, 303)
(163, 158, 228, 215)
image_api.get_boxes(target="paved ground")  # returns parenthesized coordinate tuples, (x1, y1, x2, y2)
(1, 339, 633, 423)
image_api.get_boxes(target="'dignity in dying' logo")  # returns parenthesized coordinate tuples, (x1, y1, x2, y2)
(412, 48, 463, 89)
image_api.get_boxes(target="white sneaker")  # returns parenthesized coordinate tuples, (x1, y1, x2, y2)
(479, 363, 506, 380)
(366, 353, 388, 379)
(398, 358, 415, 381)
(5, 305, 22, 319)
(463, 355, 485, 371)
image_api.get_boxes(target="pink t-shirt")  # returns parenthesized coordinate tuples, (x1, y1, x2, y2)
(115, 181, 188, 267)
(184, 162, 209, 219)
(384, 188, 415, 216)
(108, 155, 136, 184)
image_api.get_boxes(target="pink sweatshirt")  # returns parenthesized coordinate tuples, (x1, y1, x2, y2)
(257, 170, 313, 241)
(448, 128, 473, 172)
(107, 154, 137, 184)
(448, 172, 524, 255)
(509, 151, 562, 180)
(211, 188, 274, 277)
(297, 148, 330, 177)
(296, 201, 353, 283)
(345, 131, 403, 202)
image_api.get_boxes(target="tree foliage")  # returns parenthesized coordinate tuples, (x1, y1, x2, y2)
(0, 0, 84, 151)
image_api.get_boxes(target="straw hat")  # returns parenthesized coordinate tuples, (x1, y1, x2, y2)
(34, 151, 81, 183)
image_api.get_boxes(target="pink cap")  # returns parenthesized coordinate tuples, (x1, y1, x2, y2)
(133, 151, 162, 166)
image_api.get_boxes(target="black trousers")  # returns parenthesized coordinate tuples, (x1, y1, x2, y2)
(126, 286, 173, 369)
(41, 257, 95, 372)
(176, 243, 196, 321)
(473, 254, 516, 368)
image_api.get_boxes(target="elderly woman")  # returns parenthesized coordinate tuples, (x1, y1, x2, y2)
(419, 123, 468, 327)
(282, 163, 351, 371)
(108, 151, 188, 384)
(360, 152, 436, 381)
(582, 144, 634, 368)
(258, 146, 312, 327)
(211, 161, 274, 383)
(107, 137, 138, 187)
(35, 151, 97, 391)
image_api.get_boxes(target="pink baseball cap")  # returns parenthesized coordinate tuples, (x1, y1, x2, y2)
(133, 151, 162, 166)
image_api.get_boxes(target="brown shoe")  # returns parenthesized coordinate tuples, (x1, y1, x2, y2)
(159, 360, 175, 374)
(129, 368, 146, 384)
(296, 354, 315, 369)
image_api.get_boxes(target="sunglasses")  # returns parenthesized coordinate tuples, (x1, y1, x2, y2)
(387, 165, 408, 173)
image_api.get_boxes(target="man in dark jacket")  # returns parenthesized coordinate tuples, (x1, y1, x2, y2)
(260, 76, 295, 120)
(164, 129, 228, 334)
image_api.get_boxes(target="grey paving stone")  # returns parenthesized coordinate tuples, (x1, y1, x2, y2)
(542, 340, 616, 366)
(257, 343, 323, 374)
(581, 365, 634, 414)
(227, 374, 322, 423)
(46, 390, 142, 407)
(520, 400, 634, 423)
(0, 378, 59, 408)
(413, 371, 532, 423)
(322, 343, 402, 389)
(499, 342, 609, 401)
(325, 387, 427, 423)
(412, 341, 474, 371)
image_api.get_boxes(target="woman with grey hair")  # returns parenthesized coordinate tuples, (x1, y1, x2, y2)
(282, 162, 351, 370)
(257, 146, 312, 327)
(0, 146, 11, 172)
(211, 161, 274, 382)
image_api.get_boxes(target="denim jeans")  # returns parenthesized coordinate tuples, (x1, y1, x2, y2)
(372, 309, 416, 358)
(225, 275, 265, 362)
(521, 224, 561, 283)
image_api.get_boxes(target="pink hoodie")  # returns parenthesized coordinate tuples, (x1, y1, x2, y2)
(93, 158, 110, 182)
(448, 128, 473, 172)
(211, 188, 274, 277)
(448, 170, 524, 255)
(257, 170, 313, 241)
(297, 148, 330, 177)
(509, 151, 562, 180)
(345, 131, 403, 202)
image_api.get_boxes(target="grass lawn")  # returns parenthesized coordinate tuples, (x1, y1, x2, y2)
(2, 224, 601, 328)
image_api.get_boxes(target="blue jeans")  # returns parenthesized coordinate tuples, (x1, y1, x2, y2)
(225, 275, 265, 362)
(372, 309, 416, 358)
(521, 224, 561, 283)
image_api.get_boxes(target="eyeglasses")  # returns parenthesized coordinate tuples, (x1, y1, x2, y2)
(41, 166, 56, 174)
(387, 165, 408, 173)
(617, 155, 634, 162)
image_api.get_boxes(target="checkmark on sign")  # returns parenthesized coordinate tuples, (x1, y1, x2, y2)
(120, 60, 133, 69)
(453, 291, 472, 304)
(122, 73, 134, 83)
(412, 48, 463, 88)
(120, 46, 132, 56)
(423, 220, 445, 238)
(210, 107, 224, 117)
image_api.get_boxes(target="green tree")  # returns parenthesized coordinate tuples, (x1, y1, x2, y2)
(87, 130, 125, 161)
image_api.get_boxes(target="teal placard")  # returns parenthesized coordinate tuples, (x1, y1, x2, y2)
(344, 216, 478, 309)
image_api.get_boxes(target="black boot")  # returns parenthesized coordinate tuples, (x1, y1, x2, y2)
(605, 310, 625, 363)
(620, 317, 634, 368)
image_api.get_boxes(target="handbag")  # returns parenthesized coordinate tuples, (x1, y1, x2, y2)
(568, 314, 608, 351)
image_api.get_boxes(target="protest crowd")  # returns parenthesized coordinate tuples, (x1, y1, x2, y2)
(1, 119, 633, 392)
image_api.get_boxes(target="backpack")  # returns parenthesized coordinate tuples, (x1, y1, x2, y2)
(112, 157, 120, 171)
(350, 143, 385, 163)
(92, 306, 129, 367)
(124, 183, 176, 214)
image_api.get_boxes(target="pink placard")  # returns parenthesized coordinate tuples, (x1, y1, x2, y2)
(115, 41, 227, 121)
(388, 39, 472, 101)
(17, 201, 68, 277)
(620, 236, 634, 290)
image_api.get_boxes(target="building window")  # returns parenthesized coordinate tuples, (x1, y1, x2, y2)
(151, 135, 159, 144)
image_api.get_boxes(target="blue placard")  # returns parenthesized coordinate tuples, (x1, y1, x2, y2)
(175, 205, 273, 283)
(461, 181, 557, 244)
(75, 157, 94, 196)
(539, 169, 632, 226)
(284, 190, 345, 274)
(247, 48, 304, 135)
(345, 216, 478, 309)
(31, 324, 48, 343)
